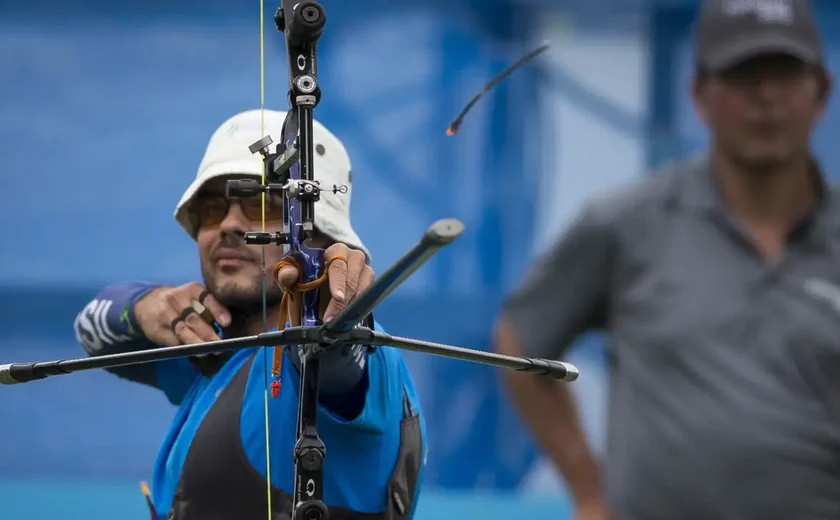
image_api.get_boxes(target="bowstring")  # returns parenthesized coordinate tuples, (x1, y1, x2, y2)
(258, 0, 273, 517)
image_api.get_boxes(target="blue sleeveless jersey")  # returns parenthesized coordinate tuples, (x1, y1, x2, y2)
(148, 324, 426, 518)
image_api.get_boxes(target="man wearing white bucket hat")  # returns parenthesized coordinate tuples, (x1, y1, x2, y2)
(175, 108, 370, 258)
(72, 109, 426, 520)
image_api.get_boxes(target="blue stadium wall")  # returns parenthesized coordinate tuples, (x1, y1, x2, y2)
(4, 0, 840, 518)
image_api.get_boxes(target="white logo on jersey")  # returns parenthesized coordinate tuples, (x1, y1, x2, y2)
(349, 344, 366, 370)
(74, 299, 131, 354)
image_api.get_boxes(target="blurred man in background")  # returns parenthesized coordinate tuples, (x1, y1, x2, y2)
(73, 109, 425, 520)
(496, 1, 839, 519)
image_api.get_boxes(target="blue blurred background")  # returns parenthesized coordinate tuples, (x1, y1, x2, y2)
(3, 0, 840, 518)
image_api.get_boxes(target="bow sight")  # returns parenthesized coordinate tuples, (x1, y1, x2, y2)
(0, 2, 575, 520)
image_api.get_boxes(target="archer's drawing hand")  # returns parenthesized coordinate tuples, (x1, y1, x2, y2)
(134, 282, 231, 346)
(275, 243, 373, 322)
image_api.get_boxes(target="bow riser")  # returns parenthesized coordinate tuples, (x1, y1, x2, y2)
(273, 2, 328, 518)
(279, 0, 324, 327)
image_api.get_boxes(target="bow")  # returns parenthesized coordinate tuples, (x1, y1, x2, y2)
(0, 2, 573, 519)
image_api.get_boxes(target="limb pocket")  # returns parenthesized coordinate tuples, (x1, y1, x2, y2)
(385, 386, 423, 520)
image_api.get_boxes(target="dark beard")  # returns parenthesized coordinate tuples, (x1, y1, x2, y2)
(192, 263, 283, 377)
(201, 229, 285, 331)
(210, 281, 284, 335)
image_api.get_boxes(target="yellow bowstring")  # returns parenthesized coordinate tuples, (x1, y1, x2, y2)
(259, 0, 273, 518)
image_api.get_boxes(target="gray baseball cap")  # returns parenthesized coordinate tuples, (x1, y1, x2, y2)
(695, 0, 824, 72)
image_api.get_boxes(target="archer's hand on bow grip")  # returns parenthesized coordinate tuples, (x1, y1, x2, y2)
(275, 243, 374, 323)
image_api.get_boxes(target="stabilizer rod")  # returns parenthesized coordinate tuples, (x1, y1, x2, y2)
(0, 326, 578, 385)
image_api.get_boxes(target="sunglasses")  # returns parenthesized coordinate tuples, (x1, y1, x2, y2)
(194, 194, 285, 228)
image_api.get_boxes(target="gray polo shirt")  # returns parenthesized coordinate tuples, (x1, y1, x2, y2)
(503, 155, 840, 520)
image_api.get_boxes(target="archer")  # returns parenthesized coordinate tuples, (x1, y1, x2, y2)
(73, 109, 426, 520)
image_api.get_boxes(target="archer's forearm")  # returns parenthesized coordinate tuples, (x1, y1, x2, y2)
(74, 281, 162, 353)
(73, 281, 162, 385)
(285, 344, 368, 418)
(511, 375, 604, 504)
(495, 319, 605, 507)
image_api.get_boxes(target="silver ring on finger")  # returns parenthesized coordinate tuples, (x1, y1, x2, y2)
(190, 300, 215, 324)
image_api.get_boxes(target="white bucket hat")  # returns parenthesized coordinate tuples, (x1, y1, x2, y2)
(174, 109, 370, 259)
